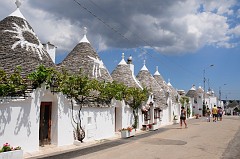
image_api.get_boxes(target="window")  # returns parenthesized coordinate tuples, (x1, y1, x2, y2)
(143, 110, 151, 121)
(87, 117, 92, 125)
(154, 109, 160, 119)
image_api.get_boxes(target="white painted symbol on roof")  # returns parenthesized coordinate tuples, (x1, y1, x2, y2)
(4, 21, 47, 60)
(88, 56, 105, 78)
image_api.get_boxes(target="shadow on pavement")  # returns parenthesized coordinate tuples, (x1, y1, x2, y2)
(31, 128, 169, 159)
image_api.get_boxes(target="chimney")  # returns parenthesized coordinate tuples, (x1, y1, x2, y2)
(127, 55, 134, 75)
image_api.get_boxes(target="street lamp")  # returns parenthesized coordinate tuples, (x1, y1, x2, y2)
(219, 84, 227, 108)
(203, 64, 214, 116)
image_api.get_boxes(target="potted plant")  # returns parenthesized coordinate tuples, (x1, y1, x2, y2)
(173, 115, 179, 124)
(0, 143, 23, 159)
(195, 114, 199, 119)
(119, 127, 135, 138)
(173, 111, 179, 124)
(119, 128, 129, 138)
(149, 123, 158, 131)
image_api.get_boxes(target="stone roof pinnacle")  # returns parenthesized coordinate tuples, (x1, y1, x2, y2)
(154, 66, 160, 75)
(140, 60, 148, 71)
(167, 79, 172, 86)
(8, 0, 26, 20)
(119, 53, 127, 65)
(80, 27, 90, 43)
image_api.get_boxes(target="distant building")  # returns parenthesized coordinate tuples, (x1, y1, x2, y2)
(223, 100, 240, 115)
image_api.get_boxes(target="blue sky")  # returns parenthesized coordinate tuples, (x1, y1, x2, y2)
(1, 0, 240, 100)
(96, 45, 240, 100)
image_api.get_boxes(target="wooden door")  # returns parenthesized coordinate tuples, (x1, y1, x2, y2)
(39, 102, 52, 146)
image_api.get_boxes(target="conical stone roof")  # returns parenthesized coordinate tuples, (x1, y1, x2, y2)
(186, 85, 197, 98)
(197, 86, 204, 93)
(58, 29, 112, 82)
(136, 63, 167, 109)
(167, 80, 179, 103)
(0, 9, 55, 76)
(111, 53, 142, 88)
(153, 66, 169, 94)
(186, 89, 197, 98)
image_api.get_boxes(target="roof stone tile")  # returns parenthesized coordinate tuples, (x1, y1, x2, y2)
(137, 69, 167, 109)
(0, 16, 55, 76)
(58, 42, 112, 82)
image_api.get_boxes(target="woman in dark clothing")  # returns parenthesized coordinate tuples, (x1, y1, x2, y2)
(180, 106, 187, 128)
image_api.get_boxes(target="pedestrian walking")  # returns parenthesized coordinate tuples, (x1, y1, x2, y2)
(217, 107, 220, 121)
(180, 106, 187, 128)
(212, 105, 218, 122)
(218, 107, 223, 121)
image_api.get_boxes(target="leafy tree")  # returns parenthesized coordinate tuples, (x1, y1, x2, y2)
(125, 87, 149, 129)
(8, 66, 27, 96)
(180, 96, 189, 107)
(1, 64, 149, 142)
(58, 69, 96, 142)
(180, 96, 190, 117)
(0, 66, 27, 97)
(0, 69, 8, 97)
(27, 64, 56, 89)
(96, 81, 128, 103)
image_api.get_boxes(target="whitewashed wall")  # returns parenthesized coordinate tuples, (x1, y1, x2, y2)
(190, 97, 198, 116)
(138, 109, 143, 129)
(54, 93, 73, 146)
(115, 100, 144, 131)
(80, 106, 115, 141)
(174, 103, 181, 119)
(0, 98, 38, 153)
(115, 100, 134, 130)
(56, 95, 116, 143)
(160, 97, 181, 126)
(205, 96, 218, 110)
(121, 102, 134, 129)
(161, 107, 170, 126)
(1, 85, 162, 154)
(0, 87, 54, 153)
(188, 101, 193, 118)
(0, 87, 117, 154)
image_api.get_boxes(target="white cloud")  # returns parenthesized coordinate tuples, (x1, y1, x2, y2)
(202, 0, 236, 15)
(0, 0, 239, 55)
(229, 25, 240, 36)
(130, 9, 231, 54)
(95, 35, 108, 52)
(21, 2, 81, 54)
(0, 1, 16, 19)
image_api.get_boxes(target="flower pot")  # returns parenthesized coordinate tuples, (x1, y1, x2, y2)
(121, 130, 130, 138)
(129, 129, 136, 137)
(150, 124, 158, 131)
(0, 150, 23, 159)
(73, 140, 82, 146)
(121, 129, 135, 138)
(173, 120, 179, 124)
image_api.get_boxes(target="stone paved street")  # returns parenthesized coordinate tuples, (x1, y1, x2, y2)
(26, 116, 240, 159)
